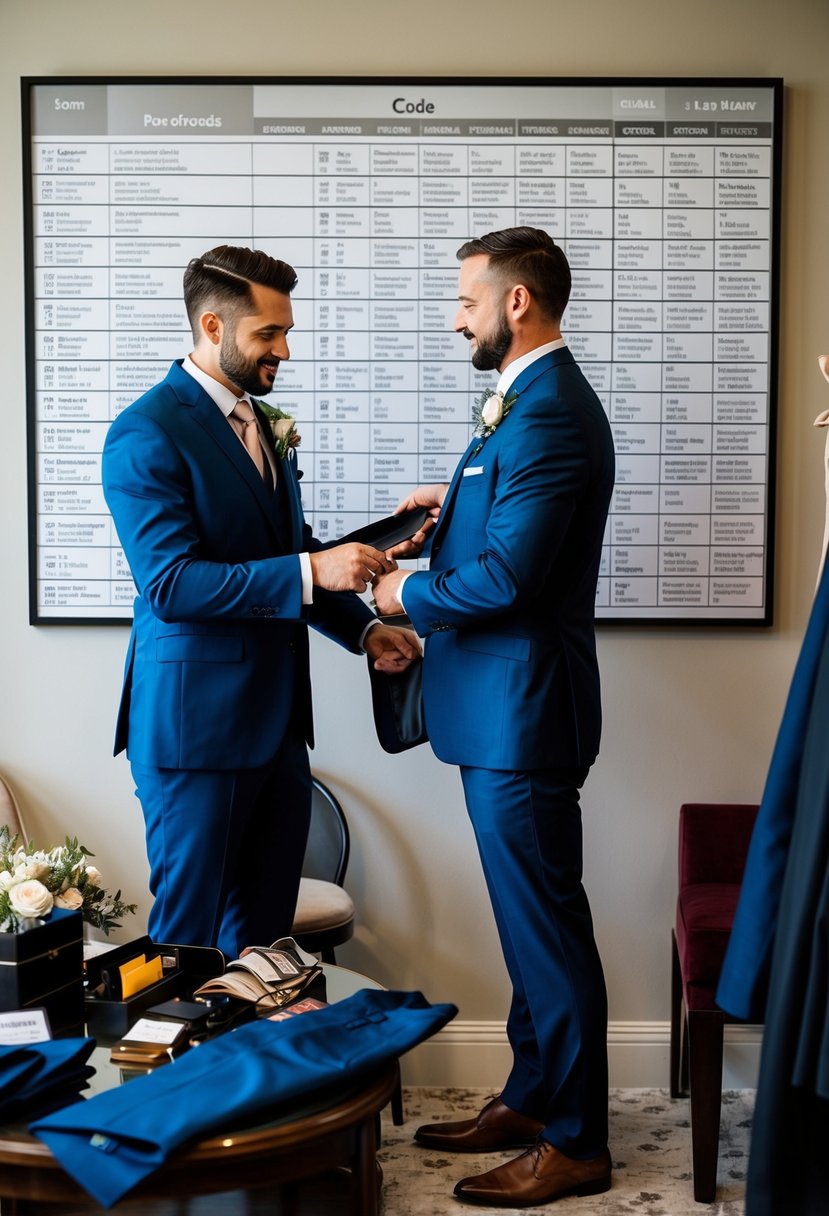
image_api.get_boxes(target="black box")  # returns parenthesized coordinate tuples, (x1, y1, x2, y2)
(84, 937, 225, 1039)
(0, 907, 84, 1033)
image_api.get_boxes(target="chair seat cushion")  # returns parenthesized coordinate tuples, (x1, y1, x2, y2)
(292, 878, 355, 934)
(676, 882, 741, 1010)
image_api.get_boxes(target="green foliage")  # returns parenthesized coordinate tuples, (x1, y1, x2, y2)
(0, 826, 137, 934)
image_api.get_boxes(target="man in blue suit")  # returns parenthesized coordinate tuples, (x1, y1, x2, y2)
(374, 227, 615, 1206)
(103, 245, 419, 960)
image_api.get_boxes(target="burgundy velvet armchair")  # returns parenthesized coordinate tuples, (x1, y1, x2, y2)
(671, 801, 760, 1203)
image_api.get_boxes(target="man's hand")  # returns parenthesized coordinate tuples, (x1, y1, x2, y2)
(364, 623, 421, 672)
(372, 568, 408, 617)
(309, 544, 396, 594)
(384, 483, 448, 560)
(395, 483, 448, 519)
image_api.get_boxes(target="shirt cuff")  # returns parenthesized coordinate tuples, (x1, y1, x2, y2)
(396, 570, 414, 608)
(299, 552, 313, 605)
(359, 618, 381, 650)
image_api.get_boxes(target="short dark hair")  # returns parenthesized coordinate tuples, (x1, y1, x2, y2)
(182, 246, 298, 339)
(456, 227, 571, 323)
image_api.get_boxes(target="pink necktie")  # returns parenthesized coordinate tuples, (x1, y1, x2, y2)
(231, 400, 267, 480)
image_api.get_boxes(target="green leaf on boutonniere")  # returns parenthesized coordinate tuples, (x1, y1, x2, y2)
(257, 402, 302, 460)
(471, 388, 518, 451)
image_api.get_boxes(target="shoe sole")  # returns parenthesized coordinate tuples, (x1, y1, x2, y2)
(454, 1173, 612, 1206)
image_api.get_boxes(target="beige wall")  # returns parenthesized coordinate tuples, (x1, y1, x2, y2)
(2, 0, 828, 1082)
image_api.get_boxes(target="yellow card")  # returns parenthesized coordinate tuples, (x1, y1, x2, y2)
(121, 955, 163, 999)
(118, 954, 146, 984)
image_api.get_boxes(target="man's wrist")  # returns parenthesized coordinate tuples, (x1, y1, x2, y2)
(359, 618, 381, 650)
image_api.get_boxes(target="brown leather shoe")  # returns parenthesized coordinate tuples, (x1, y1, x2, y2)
(454, 1138, 612, 1206)
(414, 1095, 544, 1152)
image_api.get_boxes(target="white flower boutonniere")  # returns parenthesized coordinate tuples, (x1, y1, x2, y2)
(471, 388, 518, 454)
(258, 403, 302, 460)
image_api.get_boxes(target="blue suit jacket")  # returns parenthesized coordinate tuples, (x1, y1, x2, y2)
(403, 348, 615, 771)
(102, 361, 373, 771)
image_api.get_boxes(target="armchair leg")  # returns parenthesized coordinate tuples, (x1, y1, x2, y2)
(670, 931, 687, 1098)
(687, 1008, 725, 1204)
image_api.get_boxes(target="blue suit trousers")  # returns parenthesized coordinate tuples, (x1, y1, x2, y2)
(132, 727, 311, 959)
(460, 765, 608, 1158)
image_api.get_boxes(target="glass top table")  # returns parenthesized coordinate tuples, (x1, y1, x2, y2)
(0, 963, 397, 1215)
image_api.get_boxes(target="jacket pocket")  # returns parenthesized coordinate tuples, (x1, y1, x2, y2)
(455, 632, 531, 662)
(156, 635, 244, 663)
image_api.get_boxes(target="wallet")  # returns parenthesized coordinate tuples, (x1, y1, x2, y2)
(321, 506, 429, 551)
(367, 654, 428, 753)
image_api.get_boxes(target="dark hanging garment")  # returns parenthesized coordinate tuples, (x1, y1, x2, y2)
(717, 556, 829, 1214)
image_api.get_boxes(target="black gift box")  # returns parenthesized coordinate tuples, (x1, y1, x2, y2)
(84, 937, 225, 1038)
(0, 907, 84, 1032)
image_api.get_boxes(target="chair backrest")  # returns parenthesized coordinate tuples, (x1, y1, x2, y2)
(678, 802, 760, 888)
(302, 777, 350, 887)
(0, 771, 28, 842)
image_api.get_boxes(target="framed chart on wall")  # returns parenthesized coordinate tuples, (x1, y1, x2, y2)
(22, 76, 783, 625)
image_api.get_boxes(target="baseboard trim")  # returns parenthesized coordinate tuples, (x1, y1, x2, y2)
(401, 1020, 762, 1089)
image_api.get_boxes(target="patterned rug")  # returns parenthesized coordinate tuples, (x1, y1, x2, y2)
(10, 1088, 751, 1214)
(379, 1087, 753, 1215)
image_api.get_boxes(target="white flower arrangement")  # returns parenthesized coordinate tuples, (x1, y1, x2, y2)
(0, 827, 137, 934)
(257, 403, 301, 460)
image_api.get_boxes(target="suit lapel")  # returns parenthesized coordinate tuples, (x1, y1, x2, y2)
(431, 349, 576, 549)
(166, 363, 293, 550)
(253, 400, 303, 552)
(430, 434, 487, 550)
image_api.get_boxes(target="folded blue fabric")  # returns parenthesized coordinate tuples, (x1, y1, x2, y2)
(32, 988, 455, 1208)
(0, 1038, 96, 1122)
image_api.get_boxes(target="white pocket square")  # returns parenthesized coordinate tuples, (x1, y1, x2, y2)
(463, 466, 484, 477)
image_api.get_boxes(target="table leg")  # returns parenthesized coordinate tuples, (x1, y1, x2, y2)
(352, 1116, 379, 1216)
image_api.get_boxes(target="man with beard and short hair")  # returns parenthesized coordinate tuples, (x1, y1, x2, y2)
(103, 244, 419, 959)
(373, 227, 616, 1207)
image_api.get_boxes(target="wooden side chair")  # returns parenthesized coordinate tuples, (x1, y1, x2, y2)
(291, 776, 355, 964)
(670, 801, 760, 1202)
(0, 770, 28, 841)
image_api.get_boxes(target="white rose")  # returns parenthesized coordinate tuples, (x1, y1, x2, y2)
(22, 859, 51, 881)
(273, 417, 294, 441)
(84, 865, 102, 886)
(0, 870, 14, 890)
(55, 886, 84, 910)
(9, 879, 54, 919)
(481, 392, 505, 429)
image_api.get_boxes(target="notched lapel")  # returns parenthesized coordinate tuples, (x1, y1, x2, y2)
(189, 395, 287, 543)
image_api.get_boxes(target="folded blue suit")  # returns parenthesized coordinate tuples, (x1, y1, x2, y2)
(0, 1038, 96, 1123)
(32, 988, 456, 1208)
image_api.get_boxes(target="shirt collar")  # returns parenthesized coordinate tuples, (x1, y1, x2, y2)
(496, 338, 567, 396)
(182, 354, 251, 418)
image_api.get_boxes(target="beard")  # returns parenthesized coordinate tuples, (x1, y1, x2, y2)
(466, 310, 513, 372)
(218, 330, 277, 397)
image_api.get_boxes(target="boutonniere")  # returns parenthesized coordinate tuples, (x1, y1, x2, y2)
(257, 403, 301, 460)
(471, 388, 518, 454)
